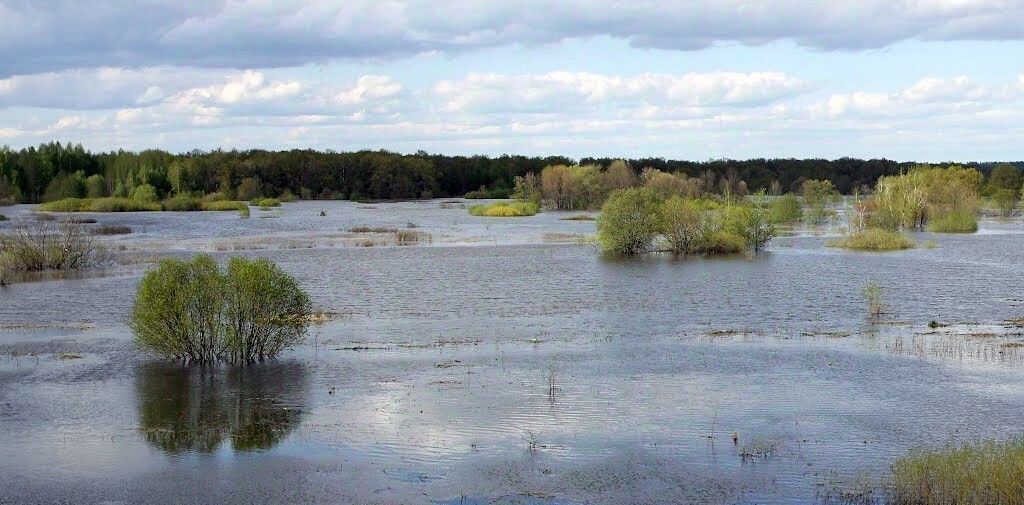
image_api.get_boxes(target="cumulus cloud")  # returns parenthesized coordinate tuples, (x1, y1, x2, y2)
(2, 1, 1024, 75)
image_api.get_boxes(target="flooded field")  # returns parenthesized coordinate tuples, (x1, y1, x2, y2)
(3, 200, 1024, 504)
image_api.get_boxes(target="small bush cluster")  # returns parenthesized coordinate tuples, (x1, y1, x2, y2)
(926, 208, 978, 233)
(827, 228, 915, 251)
(255, 197, 281, 209)
(767, 194, 803, 224)
(0, 220, 105, 284)
(596, 188, 775, 256)
(40, 197, 161, 212)
(468, 200, 540, 217)
(130, 255, 311, 364)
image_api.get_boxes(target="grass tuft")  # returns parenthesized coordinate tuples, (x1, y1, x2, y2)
(890, 438, 1024, 505)
(468, 200, 539, 217)
(827, 228, 915, 251)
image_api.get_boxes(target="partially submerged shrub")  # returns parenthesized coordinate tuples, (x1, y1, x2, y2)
(200, 200, 248, 212)
(926, 208, 978, 233)
(468, 200, 539, 217)
(257, 198, 281, 209)
(597, 187, 662, 255)
(0, 214, 7, 221)
(39, 197, 161, 212)
(862, 281, 884, 319)
(658, 196, 774, 255)
(890, 438, 1024, 505)
(131, 255, 311, 364)
(161, 194, 202, 211)
(827, 228, 915, 251)
(0, 219, 105, 284)
(768, 194, 803, 224)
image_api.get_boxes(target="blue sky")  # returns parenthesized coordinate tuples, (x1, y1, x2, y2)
(2, 1, 1024, 161)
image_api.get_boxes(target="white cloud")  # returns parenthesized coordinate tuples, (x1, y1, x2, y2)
(3, 1, 1024, 75)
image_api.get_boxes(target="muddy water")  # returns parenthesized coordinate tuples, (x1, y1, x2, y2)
(2, 200, 1024, 504)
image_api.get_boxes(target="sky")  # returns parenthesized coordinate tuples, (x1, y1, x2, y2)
(2, 1, 1024, 161)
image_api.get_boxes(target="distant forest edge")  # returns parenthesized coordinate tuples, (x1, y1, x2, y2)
(1, 142, 1022, 204)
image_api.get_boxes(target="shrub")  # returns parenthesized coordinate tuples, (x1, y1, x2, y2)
(88, 197, 161, 212)
(465, 186, 511, 199)
(890, 439, 1024, 505)
(38, 198, 87, 212)
(0, 219, 105, 284)
(131, 184, 159, 203)
(597, 187, 661, 255)
(201, 200, 248, 212)
(201, 192, 230, 203)
(768, 194, 803, 224)
(827, 228, 915, 251)
(257, 198, 281, 209)
(468, 200, 539, 217)
(0, 214, 7, 221)
(131, 255, 311, 365)
(862, 281, 883, 318)
(278, 189, 297, 202)
(161, 194, 202, 211)
(927, 208, 978, 233)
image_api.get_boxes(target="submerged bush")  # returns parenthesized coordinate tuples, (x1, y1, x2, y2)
(768, 194, 803, 224)
(161, 194, 202, 211)
(926, 208, 978, 233)
(201, 200, 248, 212)
(131, 255, 311, 365)
(890, 438, 1024, 505)
(0, 219, 105, 284)
(39, 197, 161, 212)
(827, 228, 915, 251)
(256, 198, 281, 209)
(597, 187, 662, 255)
(468, 200, 539, 217)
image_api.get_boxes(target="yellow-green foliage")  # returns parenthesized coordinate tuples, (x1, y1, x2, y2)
(160, 194, 202, 211)
(659, 196, 774, 255)
(768, 194, 803, 224)
(257, 198, 281, 209)
(927, 208, 978, 233)
(201, 200, 248, 212)
(468, 200, 539, 217)
(890, 439, 1024, 505)
(870, 165, 981, 232)
(39, 197, 161, 212)
(598, 187, 662, 255)
(827, 228, 915, 251)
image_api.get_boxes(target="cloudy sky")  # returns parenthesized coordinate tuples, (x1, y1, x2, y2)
(2, 0, 1024, 160)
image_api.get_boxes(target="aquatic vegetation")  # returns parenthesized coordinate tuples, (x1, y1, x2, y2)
(464, 186, 511, 199)
(827, 228, 915, 251)
(739, 439, 782, 460)
(559, 214, 596, 221)
(349, 226, 398, 233)
(92, 225, 132, 235)
(862, 282, 884, 319)
(39, 197, 162, 212)
(801, 179, 840, 224)
(130, 255, 311, 364)
(160, 194, 202, 211)
(0, 219, 105, 284)
(0, 214, 7, 221)
(256, 198, 281, 209)
(926, 208, 978, 233)
(767, 194, 803, 224)
(890, 438, 1024, 505)
(200, 200, 249, 213)
(395, 230, 427, 245)
(597, 187, 662, 255)
(468, 200, 539, 217)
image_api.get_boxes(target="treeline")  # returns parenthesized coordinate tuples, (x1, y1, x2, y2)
(0, 141, 1019, 204)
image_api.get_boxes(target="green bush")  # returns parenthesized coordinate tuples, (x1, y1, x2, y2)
(826, 228, 915, 250)
(257, 198, 281, 209)
(768, 194, 803, 224)
(201, 200, 248, 212)
(597, 187, 661, 255)
(131, 184, 159, 203)
(40, 197, 162, 212)
(131, 255, 311, 364)
(468, 200, 539, 217)
(278, 189, 297, 202)
(161, 194, 202, 211)
(890, 438, 1024, 505)
(927, 208, 978, 233)
(0, 214, 6, 221)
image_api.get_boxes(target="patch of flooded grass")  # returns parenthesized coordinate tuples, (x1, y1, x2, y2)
(890, 438, 1024, 505)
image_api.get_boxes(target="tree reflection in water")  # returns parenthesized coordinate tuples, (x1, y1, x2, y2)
(135, 362, 307, 454)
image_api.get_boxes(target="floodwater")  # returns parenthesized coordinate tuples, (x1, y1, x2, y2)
(2, 200, 1024, 504)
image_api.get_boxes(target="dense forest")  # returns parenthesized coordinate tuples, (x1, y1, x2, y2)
(0, 142, 1020, 204)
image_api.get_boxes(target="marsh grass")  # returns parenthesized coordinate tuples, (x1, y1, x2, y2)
(863, 282, 884, 319)
(349, 226, 398, 233)
(468, 200, 539, 217)
(927, 209, 979, 233)
(93, 225, 132, 235)
(256, 198, 281, 209)
(827, 228, 915, 251)
(890, 439, 1024, 505)
(559, 214, 596, 221)
(395, 230, 429, 245)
